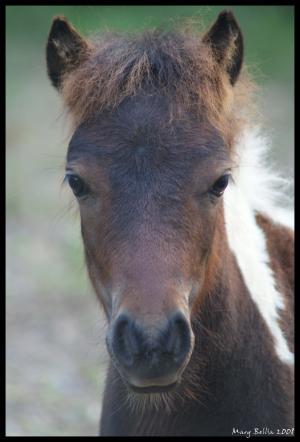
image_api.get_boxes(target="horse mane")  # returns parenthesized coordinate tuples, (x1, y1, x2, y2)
(61, 22, 255, 144)
(230, 127, 294, 228)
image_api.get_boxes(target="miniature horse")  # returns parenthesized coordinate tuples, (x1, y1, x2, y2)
(46, 11, 294, 436)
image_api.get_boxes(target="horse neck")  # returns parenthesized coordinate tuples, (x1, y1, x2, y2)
(196, 207, 240, 304)
(186, 213, 280, 397)
(191, 216, 244, 361)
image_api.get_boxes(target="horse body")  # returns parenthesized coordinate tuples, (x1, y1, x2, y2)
(46, 10, 294, 436)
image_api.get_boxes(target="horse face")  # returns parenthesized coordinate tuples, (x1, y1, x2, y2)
(47, 10, 242, 392)
(66, 94, 231, 391)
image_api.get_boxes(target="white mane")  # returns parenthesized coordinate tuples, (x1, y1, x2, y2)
(232, 127, 294, 229)
(224, 127, 294, 365)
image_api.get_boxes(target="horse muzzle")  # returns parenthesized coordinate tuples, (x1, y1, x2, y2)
(106, 311, 194, 392)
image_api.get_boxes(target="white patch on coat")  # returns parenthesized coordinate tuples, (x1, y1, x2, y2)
(224, 127, 294, 365)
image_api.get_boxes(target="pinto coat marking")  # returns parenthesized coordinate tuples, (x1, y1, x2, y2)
(224, 128, 294, 365)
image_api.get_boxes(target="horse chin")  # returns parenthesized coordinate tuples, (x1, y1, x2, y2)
(119, 377, 181, 415)
(126, 380, 179, 394)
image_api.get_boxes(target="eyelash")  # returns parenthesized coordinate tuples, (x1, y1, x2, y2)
(65, 173, 89, 198)
(209, 173, 231, 198)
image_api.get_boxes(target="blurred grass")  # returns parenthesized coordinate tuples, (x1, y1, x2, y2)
(6, 6, 294, 89)
(6, 5, 294, 436)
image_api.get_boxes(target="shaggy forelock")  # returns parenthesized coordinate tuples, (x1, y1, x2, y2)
(61, 23, 255, 143)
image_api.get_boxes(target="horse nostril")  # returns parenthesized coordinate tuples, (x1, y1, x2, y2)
(111, 314, 141, 367)
(164, 312, 191, 363)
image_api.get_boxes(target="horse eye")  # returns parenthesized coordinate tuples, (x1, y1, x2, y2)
(66, 174, 89, 198)
(210, 174, 230, 197)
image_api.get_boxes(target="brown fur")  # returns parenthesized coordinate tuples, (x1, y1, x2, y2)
(256, 213, 294, 352)
(61, 24, 256, 145)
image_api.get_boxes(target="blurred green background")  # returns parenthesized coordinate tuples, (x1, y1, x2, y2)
(6, 6, 294, 436)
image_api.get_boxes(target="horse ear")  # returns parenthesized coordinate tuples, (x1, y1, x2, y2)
(203, 10, 243, 85)
(46, 16, 89, 89)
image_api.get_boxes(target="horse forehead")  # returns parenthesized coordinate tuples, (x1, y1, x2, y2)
(114, 94, 210, 141)
(91, 94, 209, 141)
(68, 93, 228, 169)
(116, 93, 169, 119)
